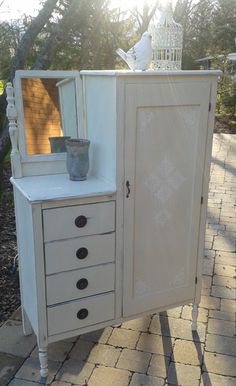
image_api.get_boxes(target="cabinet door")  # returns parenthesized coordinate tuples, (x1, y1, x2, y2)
(123, 81, 211, 317)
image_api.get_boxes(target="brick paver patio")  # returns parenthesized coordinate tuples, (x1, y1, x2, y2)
(0, 133, 235, 386)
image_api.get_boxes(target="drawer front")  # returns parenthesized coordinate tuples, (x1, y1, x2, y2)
(43, 201, 115, 242)
(45, 233, 115, 275)
(46, 263, 115, 305)
(47, 292, 114, 336)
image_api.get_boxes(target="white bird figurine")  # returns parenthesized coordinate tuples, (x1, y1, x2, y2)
(116, 31, 152, 71)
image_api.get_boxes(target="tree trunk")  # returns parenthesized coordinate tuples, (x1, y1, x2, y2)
(0, 0, 60, 163)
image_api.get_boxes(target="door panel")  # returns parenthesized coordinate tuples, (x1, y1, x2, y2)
(123, 82, 210, 316)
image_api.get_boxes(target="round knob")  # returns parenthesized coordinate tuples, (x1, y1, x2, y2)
(76, 247, 88, 260)
(77, 308, 88, 320)
(76, 278, 88, 290)
(75, 215, 87, 228)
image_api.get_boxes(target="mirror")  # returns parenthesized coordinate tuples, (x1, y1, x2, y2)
(20, 76, 78, 155)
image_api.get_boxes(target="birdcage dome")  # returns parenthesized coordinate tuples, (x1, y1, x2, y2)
(149, 2, 183, 70)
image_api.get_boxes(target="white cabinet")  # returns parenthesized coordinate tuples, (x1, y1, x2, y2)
(8, 70, 220, 379)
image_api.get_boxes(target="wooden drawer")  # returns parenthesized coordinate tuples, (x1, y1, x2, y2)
(47, 292, 115, 336)
(46, 263, 115, 305)
(45, 232, 115, 275)
(43, 201, 115, 242)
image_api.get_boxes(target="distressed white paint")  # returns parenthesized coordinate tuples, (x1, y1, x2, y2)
(46, 263, 115, 305)
(123, 81, 211, 316)
(43, 201, 115, 242)
(11, 174, 116, 202)
(45, 232, 115, 275)
(47, 292, 115, 336)
(10, 70, 220, 379)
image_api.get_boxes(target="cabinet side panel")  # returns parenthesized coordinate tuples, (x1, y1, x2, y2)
(195, 79, 219, 302)
(83, 76, 116, 184)
(13, 188, 39, 333)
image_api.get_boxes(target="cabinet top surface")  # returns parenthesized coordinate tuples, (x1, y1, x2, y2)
(11, 175, 116, 202)
(80, 69, 222, 77)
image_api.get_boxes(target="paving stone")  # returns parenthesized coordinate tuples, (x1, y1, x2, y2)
(213, 274, 236, 287)
(203, 351, 236, 377)
(221, 298, 236, 312)
(220, 216, 236, 225)
(50, 382, 72, 386)
(56, 359, 94, 385)
(116, 348, 151, 373)
(200, 372, 236, 386)
(201, 286, 211, 295)
(69, 339, 94, 361)
(108, 327, 140, 349)
(149, 315, 206, 342)
(215, 263, 236, 277)
(147, 354, 169, 378)
(79, 327, 113, 344)
(199, 295, 220, 310)
(8, 380, 38, 386)
(31, 340, 73, 362)
(209, 309, 235, 321)
(171, 339, 203, 366)
(211, 285, 235, 299)
(202, 258, 214, 276)
(204, 249, 215, 258)
(205, 234, 214, 243)
(181, 305, 208, 323)
(225, 222, 236, 233)
(9, 307, 22, 322)
(159, 307, 182, 319)
(205, 241, 213, 249)
(15, 357, 61, 384)
(205, 228, 218, 236)
(206, 333, 236, 356)
(208, 223, 225, 231)
(216, 251, 236, 266)
(137, 333, 173, 356)
(167, 362, 201, 386)
(87, 343, 121, 366)
(121, 315, 151, 332)
(207, 318, 236, 337)
(0, 320, 36, 358)
(130, 373, 165, 386)
(0, 353, 24, 386)
(202, 275, 212, 289)
(88, 366, 131, 386)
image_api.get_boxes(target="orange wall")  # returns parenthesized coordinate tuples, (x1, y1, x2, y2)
(22, 78, 62, 155)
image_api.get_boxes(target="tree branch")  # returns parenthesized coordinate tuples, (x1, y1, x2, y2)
(9, 0, 59, 80)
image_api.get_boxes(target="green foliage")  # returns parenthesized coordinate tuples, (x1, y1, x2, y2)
(0, 80, 4, 95)
(221, 81, 236, 115)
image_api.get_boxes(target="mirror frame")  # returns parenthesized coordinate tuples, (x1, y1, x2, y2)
(14, 70, 84, 176)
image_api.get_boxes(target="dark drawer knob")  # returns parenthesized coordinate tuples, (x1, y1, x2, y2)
(75, 215, 87, 228)
(76, 247, 88, 260)
(77, 308, 88, 320)
(76, 278, 88, 290)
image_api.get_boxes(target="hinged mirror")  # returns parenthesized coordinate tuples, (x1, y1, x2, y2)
(12, 70, 83, 177)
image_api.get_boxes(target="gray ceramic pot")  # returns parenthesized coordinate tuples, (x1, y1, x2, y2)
(66, 139, 90, 181)
(49, 136, 71, 153)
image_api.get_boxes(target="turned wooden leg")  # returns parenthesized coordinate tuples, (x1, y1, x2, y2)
(191, 303, 199, 331)
(22, 307, 32, 336)
(39, 347, 48, 378)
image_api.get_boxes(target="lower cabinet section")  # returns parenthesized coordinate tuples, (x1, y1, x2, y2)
(47, 292, 115, 336)
(46, 263, 115, 305)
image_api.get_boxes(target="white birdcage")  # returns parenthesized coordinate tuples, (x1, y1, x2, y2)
(149, 1, 183, 70)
